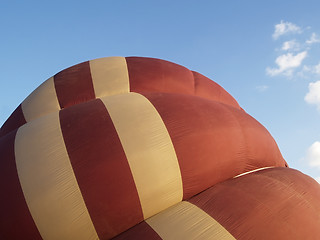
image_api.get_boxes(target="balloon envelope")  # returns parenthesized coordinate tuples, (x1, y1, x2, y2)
(0, 57, 318, 240)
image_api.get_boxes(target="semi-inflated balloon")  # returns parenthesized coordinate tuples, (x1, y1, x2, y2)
(0, 57, 319, 240)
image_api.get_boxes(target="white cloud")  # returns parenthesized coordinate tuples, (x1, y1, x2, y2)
(266, 51, 307, 76)
(302, 65, 312, 72)
(316, 177, 320, 184)
(256, 85, 269, 92)
(282, 40, 300, 51)
(305, 141, 320, 168)
(302, 63, 320, 75)
(306, 33, 320, 44)
(305, 81, 320, 109)
(273, 20, 302, 40)
(315, 63, 320, 74)
(275, 51, 307, 69)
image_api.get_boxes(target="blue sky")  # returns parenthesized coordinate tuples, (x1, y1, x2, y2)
(1, 1, 320, 182)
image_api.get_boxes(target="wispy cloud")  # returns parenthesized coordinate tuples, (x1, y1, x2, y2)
(281, 40, 300, 51)
(267, 21, 320, 116)
(301, 62, 320, 75)
(305, 141, 320, 168)
(315, 63, 320, 74)
(267, 21, 320, 79)
(266, 51, 307, 76)
(256, 85, 269, 92)
(306, 33, 320, 44)
(273, 20, 302, 40)
(305, 81, 320, 110)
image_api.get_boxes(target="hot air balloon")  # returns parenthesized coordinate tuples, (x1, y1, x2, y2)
(0, 57, 319, 240)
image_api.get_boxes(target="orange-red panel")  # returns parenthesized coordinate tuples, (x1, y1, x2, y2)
(144, 93, 286, 199)
(126, 57, 194, 95)
(54, 61, 95, 109)
(189, 167, 320, 240)
(0, 130, 41, 240)
(192, 71, 241, 109)
(113, 221, 162, 240)
(59, 99, 143, 239)
(0, 104, 26, 138)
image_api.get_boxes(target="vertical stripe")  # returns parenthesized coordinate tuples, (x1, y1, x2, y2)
(0, 104, 26, 138)
(101, 92, 183, 219)
(60, 99, 143, 239)
(90, 57, 129, 98)
(0, 130, 42, 240)
(146, 201, 235, 240)
(113, 221, 162, 240)
(21, 77, 60, 122)
(54, 61, 95, 109)
(14, 112, 99, 240)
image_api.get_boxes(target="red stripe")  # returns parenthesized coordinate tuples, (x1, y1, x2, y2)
(189, 167, 320, 240)
(113, 221, 162, 240)
(126, 57, 242, 111)
(126, 57, 194, 95)
(54, 61, 95, 109)
(228, 106, 285, 169)
(192, 71, 241, 109)
(0, 104, 26, 138)
(59, 99, 143, 239)
(143, 93, 286, 199)
(0, 130, 42, 240)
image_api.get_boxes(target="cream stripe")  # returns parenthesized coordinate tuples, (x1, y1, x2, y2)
(101, 93, 183, 219)
(21, 77, 60, 122)
(15, 112, 99, 240)
(146, 201, 235, 240)
(233, 166, 274, 178)
(90, 57, 130, 98)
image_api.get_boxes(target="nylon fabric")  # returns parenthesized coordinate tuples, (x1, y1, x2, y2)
(113, 221, 162, 240)
(54, 61, 95, 109)
(0, 104, 26, 138)
(90, 57, 130, 98)
(192, 71, 240, 109)
(60, 99, 144, 239)
(222, 104, 284, 171)
(126, 57, 194, 95)
(0, 130, 42, 240)
(21, 77, 60, 122)
(1, 56, 308, 239)
(146, 201, 235, 240)
(189, 167, 320, 240)
(144, 92, 286, 199)
(233, 166, 274, 178)
(126, 57, 241, 108)
(14, 112, 99, 240)
(101, 92, 183, 219)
